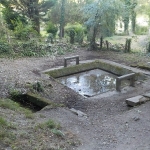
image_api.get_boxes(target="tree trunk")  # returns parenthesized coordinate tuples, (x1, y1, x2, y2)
(27, 0, 40, 33)
(60, 0, 65, 39)
(131, 11, 136, 34)
(123, 18, 129, 35)
(89, 25, 97, 50)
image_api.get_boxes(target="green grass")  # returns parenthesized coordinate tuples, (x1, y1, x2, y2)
(0, 117, 16, 143)
(0, 99, 34, 119)
(0, 99, 21, 111)
(35, 119, 63, 137)
(0, 117, 8, 127)
(36, 119, 60, 130)
(46, 119, 60, 129)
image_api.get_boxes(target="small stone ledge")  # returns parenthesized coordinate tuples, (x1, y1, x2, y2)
(11, 92, 62, 110)
(126, 95, 150, 107)
(45, 60, 146, 80)
(70, 108, 87, 118)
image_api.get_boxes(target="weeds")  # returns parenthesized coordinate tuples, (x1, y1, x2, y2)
(35, 119, 63, 137)
(0, 99, 34, 119)
(0, 117, 16, 143)
(32, 82, 44, 92)
(51, 129, 64, 137)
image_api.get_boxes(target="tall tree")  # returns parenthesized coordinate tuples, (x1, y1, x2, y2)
(60, 0, 65, 38)
(122, 0, 131, 34)
(0, 0, 56, 33)
(83, 0, 122, 50)
(131, 0, 137, 33)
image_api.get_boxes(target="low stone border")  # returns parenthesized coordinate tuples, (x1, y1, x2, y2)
(45, 60, 146, 80)
(11, 92, 62, 110)
(116, 73, 135, 91)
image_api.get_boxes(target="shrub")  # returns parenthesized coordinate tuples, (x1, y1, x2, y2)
(65, 23, 85, 44)
(2, 7, 27, 31)
(69, 29, 76, 44)
(14, 21, 38, 40)
(0, 40, 12, 55)
(46, 22, 58, 37)
(32, 82, 44, 92)
(13, 40, 46, 57)
(135, 25, 148, 35)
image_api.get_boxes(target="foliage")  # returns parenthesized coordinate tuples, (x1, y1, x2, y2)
(65, 23, 85, 44)
(0, 117, 8, 127)
(0, 0, 56, 33)
(32, 82, 44, 92)
(46, 119, 60, 129)
(0, 40, 12, 55)
(12, 40, 46, 57)
(46, 22, 58, 36)
(69, 29, 76, 44)
(36, 119, 60, 130)
(46, 21, 58, 42)
(121, 0, 137, 34)
(0, 98, 20, 111)
(83, 0, 123, 50)
(0, 98, 34, 118)
(9, 89, 21, 99)
(14, 21, 38, 40)
(2, 6, 27, 30)
(36, 119, 63, 137)
(51, 128, 64, 137)
(135, 25, 148, 35)
(0, 116, 16, 142)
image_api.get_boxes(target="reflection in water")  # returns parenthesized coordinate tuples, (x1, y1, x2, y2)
(58, 69, 117, 97)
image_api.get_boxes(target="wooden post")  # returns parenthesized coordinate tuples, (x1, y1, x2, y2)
(100, 36, 103, 49)
(106, 40, 109, 50)
(125, 38, 131, 53)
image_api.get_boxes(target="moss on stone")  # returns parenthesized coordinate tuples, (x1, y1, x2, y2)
(45, 60, 136, 78)
(45, 60, 146, 82)
(11, 92, 63, 109)
(46, 61, 99, 78)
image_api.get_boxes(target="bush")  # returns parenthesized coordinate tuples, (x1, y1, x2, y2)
(0, 40, 12, 55)
(65, 23, 85, 44)
(14, 21, 38, 40)
(46, 22, 58, 37)
(2, 7, 27, 31)
(135, 25, 148, 35)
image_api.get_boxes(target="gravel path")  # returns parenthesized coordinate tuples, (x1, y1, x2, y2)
(1, 48, 150, 150)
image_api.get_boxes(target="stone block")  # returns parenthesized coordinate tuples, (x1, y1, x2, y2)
(143, 93, 150, 98)
(70, 108, 87, 117)
(126, 95, 149, 107)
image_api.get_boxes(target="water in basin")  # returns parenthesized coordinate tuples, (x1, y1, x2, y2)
(58, 69, 117, 97)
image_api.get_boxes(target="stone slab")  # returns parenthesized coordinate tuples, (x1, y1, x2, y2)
(70, 108, 87, 117)
(143, 93, 150, 98)
(126, 95, 149, 107)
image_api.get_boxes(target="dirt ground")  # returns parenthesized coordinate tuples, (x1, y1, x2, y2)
(1, 46, 150, 150)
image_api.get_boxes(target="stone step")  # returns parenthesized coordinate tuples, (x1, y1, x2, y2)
(126, 95, 150, 107)
(143, 92, 150, 98)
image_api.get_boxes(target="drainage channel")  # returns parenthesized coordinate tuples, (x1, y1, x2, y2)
(11, 93, 49, 112)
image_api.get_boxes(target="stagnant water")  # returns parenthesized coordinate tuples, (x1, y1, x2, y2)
(58, 69, 117, 97)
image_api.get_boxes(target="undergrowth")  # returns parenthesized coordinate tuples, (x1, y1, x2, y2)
(0, 99, 34, 119)
(0, 38, 75, 58)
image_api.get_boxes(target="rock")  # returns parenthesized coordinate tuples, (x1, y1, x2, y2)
(133, 117, 140, 121)
(70, 108, 87, 117)
(126, 95, 149, 106)
(143, 92, 150, 98)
